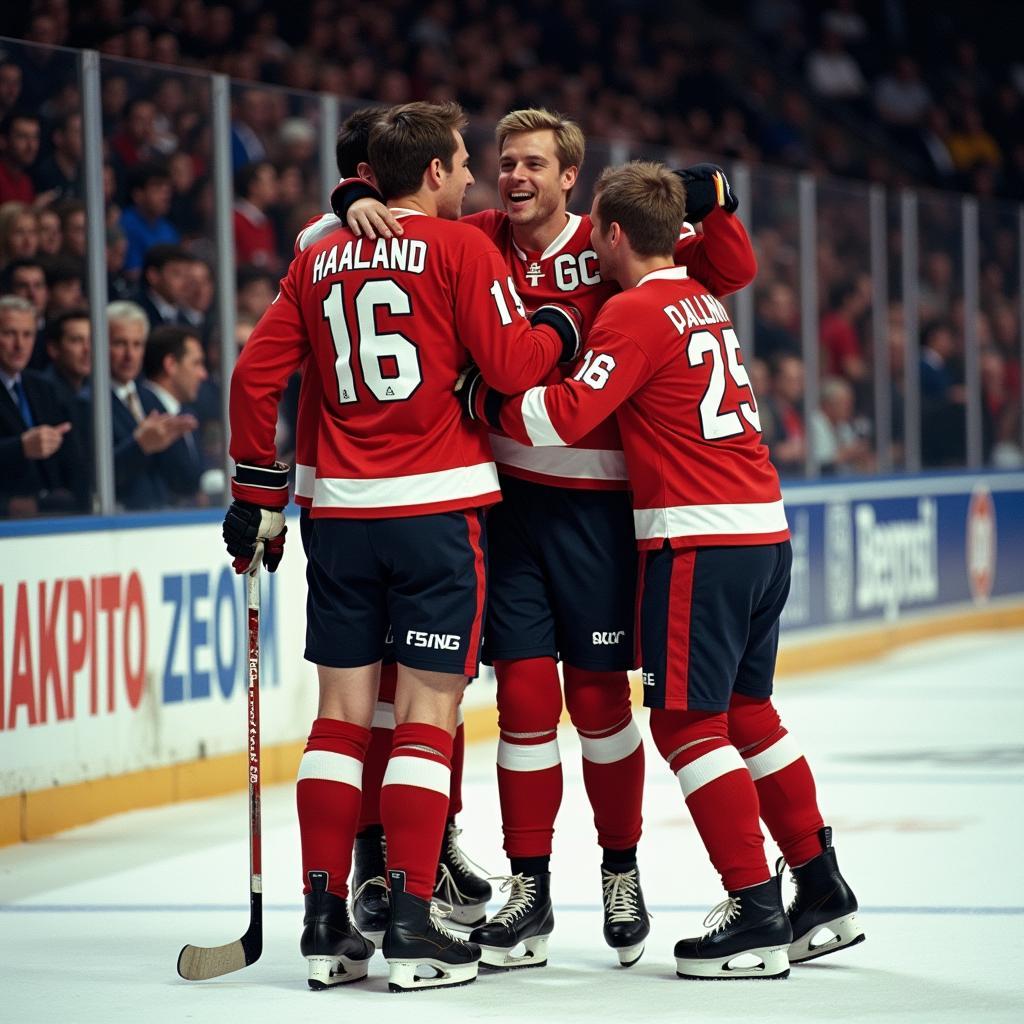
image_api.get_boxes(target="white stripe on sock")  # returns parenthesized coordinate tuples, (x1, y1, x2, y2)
(744, 733, 802, 781)
(497, 737, 560, 772)
(675, 745, 746, 799)
(579, 717, 642, 765)
(297, 749, 363, 789)
(382, 754, 450, 796)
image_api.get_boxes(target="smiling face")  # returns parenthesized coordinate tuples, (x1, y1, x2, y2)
(498, 129, 577, 233)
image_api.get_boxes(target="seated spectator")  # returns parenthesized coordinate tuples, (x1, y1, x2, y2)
(136, 243, 193, 328)
(920, 320, 966, 466)
(754, 281, 800, 360)
(919, 320, 959, 400)
(120, 162, 180, 273)
(811, 376, 874, 475)
(106, 223, 133, 300)
(37, 205, 62, 256)
(0, 294, 86, 516)
(806, 30, 865, 101)
(0, 111, 41, 205)
(43, 309, 91, 398)
(234, 160, 280, 271)
(110, 97, 161, 174)
(0, 60, 22, 123)
(874, 57, 932, 128)
(33, 111, 83, 201)
(44, 256, 86, 318)
(0, 256, 47, 368)
(764, 353, 807, 476)
(89, 301, 199, 510)
(57, 200, 87, 261)
(820, 278, 869, 383)
(0, 201, 39, 266)
(182, 258, 214, 346)
(946, 105, 1002, 175)
(236, 264, 278, 323)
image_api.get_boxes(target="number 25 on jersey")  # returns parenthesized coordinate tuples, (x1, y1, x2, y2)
(688, 327, 761, 440)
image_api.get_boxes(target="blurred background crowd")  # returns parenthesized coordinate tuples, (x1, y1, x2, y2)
(0, 0, 1021, 517)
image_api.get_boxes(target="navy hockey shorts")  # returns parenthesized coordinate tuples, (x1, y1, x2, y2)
(638, 540, 792, 711)
(483, 475, 637, 671)
(304, 510, 487, 676)
(300, 507, 396, 665)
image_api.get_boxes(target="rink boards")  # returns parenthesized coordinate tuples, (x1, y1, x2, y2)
(1, 469, 1023, 844)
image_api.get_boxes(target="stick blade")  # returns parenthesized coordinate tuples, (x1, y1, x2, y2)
(177, 940, 249, 981)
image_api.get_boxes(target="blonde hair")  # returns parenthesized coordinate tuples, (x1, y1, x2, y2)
(495, 108, 585, 175)
(0, 201, 39, 263)
(593, 161, 685, 258)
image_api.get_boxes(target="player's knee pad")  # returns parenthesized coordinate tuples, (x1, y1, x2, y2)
(494, 657, 563, 735)
(727, 692, 782, 750)
(562, 666, 631, 734)
(648, 707, 730, 766)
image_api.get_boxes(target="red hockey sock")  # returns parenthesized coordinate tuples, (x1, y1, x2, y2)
(650, 708, 769, 892)
(296, 717, 371, 897)
(449, 707, 465, 818)
(494, 658, 564, 858)
(564, 666, 644, 852)
(380, 722, 453, 900)
(729, 694, 825, 867)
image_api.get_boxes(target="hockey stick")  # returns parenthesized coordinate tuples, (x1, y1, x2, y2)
(177, 564, 264, 980)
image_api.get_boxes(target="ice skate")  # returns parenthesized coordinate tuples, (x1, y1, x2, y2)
(601, 865, 650, 967)
(434, 821, 492, 928)
(674, 873, 792, 980)
(301, 871, 374, 990)
(782, 827, 864, 963)
(351, 825, 389, 945)
(383, 870, 481, 993)
(469, 872, 553, 970)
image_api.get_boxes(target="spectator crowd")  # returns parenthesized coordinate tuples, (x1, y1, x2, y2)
(0, 0, 1021, 517)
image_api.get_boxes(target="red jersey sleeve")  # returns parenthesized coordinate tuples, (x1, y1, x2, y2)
(229, 264, 310, 506)
(673, 206, 757, 297)
(455, 244, 564, 394)
(498, 326, 653, 448)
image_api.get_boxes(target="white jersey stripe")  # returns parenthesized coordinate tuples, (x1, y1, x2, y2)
(520, 387, 566, 447)
(382, 754, 450, 796)
(490, 434, 628, 481)
(579, 718, 642, 764)
(634, 499, 788, 540)
(675, 745, 746, 799)
(744, 733, 802, 781)
(497, 737, 561, 772)
(295, 463, 315, 500)
(314, 461, 500, 511)
(297, 750, 363, 789)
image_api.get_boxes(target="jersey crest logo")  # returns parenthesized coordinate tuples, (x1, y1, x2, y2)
(525, 261, 543, 287)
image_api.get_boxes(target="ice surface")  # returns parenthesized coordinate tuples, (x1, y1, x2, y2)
(2, 630, 1023, 1022)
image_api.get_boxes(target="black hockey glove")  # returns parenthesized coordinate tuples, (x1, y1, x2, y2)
(531, 303, 582, 362)
(675, 163, 739, 223)
(330, 177, 384, 222)
(223, 500, 287, 574)
(455, 365, 506, 429)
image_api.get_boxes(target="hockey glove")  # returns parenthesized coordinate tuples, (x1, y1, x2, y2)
(223, 500, 287, 574)
(675, 163, 739, 223)
(330, 176, 384, 223)
(455, 365, 506, 429)
(531, 304, 582, 362)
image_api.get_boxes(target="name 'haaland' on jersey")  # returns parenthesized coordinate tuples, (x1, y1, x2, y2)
(311, 237, 429, 283)
(664, 292, 732, 332)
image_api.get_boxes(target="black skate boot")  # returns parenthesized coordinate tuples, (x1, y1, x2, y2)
(601, 865, 650, 967)
(782, 826, 864, 963)
(383, 869, 481, 992)
(351, 825, 388, 945)
(434, 820, 493, 928)
(469, 872, 554, 971)
(301, 871, 374, 990)
(674, 872, 792, 980)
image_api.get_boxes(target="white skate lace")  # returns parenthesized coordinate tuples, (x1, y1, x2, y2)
(444, 824, 489, 881)
(702, 896, 741, 935)
(352, 874, 388, 903)
(428, 896, 467, 944)
(435, 862, 467, 903)
(601, 868, 642, 924)
(488, 874, 535, 927)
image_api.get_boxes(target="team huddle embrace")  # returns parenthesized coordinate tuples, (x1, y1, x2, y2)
(222, 101, 863, 993)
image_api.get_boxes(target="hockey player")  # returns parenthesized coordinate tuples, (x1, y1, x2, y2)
(332, 108, 756, 971)
(459, 161, 863, 980)
(292, 108, 492, 945)
(222, 101, 581, 993)
(340, 115, 755, 972)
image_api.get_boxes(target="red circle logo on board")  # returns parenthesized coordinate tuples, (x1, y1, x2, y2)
(966, 486, 996, 603)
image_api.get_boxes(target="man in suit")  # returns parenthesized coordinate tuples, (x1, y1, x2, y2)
(0, 294, 87, 516)
(96, 300, 198, 510)
(135, 243, 193, 329)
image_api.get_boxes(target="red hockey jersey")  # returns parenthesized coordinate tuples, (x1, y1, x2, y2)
(495, 266, 789, 549)
(464, 205, 757, 491)
(231, 209, 568, 518)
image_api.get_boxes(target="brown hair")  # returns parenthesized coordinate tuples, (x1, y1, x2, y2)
(593, 161, 685, 258)
(368, 101, 468, 202)
(495, 108, 585, 173)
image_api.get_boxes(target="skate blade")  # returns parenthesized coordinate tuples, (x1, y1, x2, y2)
(479, 934, 549, 972)
(615, 941, 645, 968)
(790, 913, 865, 963)
(306, 954, 371, 990)
(675, 944, 790, 980)
(386, 958, 479, 992)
